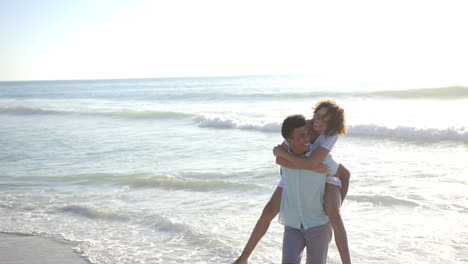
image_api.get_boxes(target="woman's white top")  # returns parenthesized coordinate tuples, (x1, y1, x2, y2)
(278, 133, 339, 188)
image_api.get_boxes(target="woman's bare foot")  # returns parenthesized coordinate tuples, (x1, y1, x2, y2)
(233, 257, 248, 264)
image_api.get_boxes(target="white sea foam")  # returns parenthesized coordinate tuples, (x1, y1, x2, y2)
(348, 124, 468, 141)
(196, 115, 280, 132)
(195, 115, 468, 142)
(60, 205, 129, 221)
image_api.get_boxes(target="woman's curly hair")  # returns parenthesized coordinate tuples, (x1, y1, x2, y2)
(313, 100, 347, 136)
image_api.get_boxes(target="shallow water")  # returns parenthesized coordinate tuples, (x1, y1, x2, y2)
(1, 76, 467, 263)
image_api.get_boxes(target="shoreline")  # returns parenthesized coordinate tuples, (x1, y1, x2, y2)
(0, 232, 90, 264)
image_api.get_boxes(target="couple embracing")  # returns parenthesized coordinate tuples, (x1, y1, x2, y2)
(234, 100, 351, 264)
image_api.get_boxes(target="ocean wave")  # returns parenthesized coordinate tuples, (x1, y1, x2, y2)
(137, 86, 468, 100)
(7, 171, 266, 191)
(120, 175, 262, 192)
(58, 206, 237, 254)
(359, 86, 468, 99)
(131, 86, 468, 100)
(237, 86, 468, 99)
(196, 115, 280, 132)
(0, 105, 193, 119)
(348, 124, 468, 142)
(177, 91, 344, 100)
(347, 194, 421, 206)
(195, 115, 468, 142)
(148, 214, 233, 253)
(7, 172, 131, 185)
(0, 106, 65, 115)
(0, 231, 38, 237)
(59, 205, 129, 221)
(107, 109, 193, 119)
(9, 172, 263, 192)
(58, 205, 234, 254)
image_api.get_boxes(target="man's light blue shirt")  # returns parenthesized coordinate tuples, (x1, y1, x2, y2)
(279, 144, 340, 230)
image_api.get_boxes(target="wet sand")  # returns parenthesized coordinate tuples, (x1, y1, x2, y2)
(0, 233, 89, 264)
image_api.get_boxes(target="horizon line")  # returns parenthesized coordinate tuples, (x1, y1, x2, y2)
(0, 73, 317, 83)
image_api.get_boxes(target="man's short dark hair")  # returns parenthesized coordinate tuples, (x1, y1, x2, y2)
(281, 114, 306, 139)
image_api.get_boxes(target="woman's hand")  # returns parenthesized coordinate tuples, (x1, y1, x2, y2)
(273, 144, 286, 157)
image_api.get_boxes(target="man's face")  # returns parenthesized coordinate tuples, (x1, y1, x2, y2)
(287, 126, 310, 155)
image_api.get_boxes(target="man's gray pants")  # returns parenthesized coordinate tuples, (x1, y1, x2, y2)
(282, 223, 332, 264)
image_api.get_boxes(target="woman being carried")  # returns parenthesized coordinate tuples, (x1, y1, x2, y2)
(234, 100, 351, 264)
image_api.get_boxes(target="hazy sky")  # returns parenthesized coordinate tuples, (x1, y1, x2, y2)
(1, 0, 468, 85)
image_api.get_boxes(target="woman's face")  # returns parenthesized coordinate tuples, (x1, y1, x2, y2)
(312, 107, 330, 133)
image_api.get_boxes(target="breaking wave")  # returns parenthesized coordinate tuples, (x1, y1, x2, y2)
(196, 115, 468, 142)
(196, 115, 280, 132)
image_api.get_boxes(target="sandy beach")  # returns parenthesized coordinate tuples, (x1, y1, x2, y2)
(0, 233, 89, 264)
